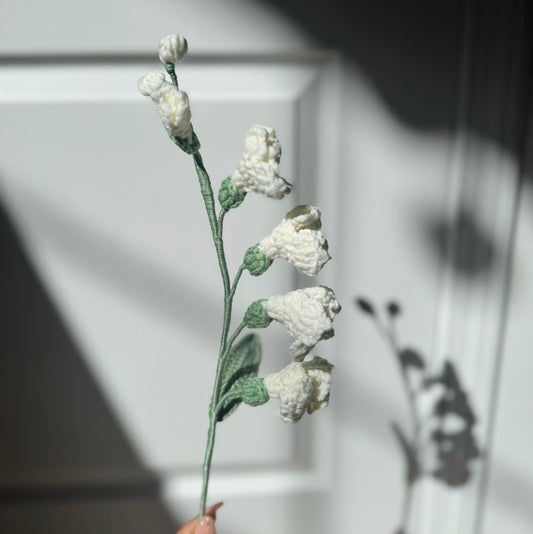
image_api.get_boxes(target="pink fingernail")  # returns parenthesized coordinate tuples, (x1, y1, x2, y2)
(204, 502, 223, 519)
(194, 515, 215, 534)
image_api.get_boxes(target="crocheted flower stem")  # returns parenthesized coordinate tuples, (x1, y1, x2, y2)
(191, 152, 250, 519)
(198, 321, 246, 518)
(229, 264, 245, 300)
(216, 207, 234, 355)
(193, 152, 231, 299)
(199, 411, 217, 518)
(222, 321, 246, 363)
(199, 381, 245, 516)
(165, 62, 179, 88)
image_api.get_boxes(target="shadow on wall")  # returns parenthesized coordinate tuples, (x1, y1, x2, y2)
(0, 198, 178, 534)
(267, 0, 531, 150)
(425, 208, 497, 278)
(266, 0, 532, 279)
(355, 297, 482, 534)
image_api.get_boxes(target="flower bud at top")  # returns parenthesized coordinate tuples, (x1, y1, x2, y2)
(243, 245, 273, 276)
(241, 377, 269, 406)
(159, 34, 188, 64)
(218, 176, 246, 210)
(244, 300, 272, 329)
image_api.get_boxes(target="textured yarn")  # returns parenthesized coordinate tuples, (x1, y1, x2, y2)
(259, 205, 330, 276)
(264, 356, 334, 423)
(243, 245, 273, 276)
(218, 176, 246, 209)
(230, 125, 291, 199)
(159, 34, 188, 64)
(152, 83, 192, 139)
(138, 74, 192, 140)
(241, 377, 269, 406)
(263, 286, 341, 359)
(244, 300, 272, 329)
(138, 71, 165, 96)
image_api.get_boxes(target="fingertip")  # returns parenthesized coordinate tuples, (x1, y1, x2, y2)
(175, 517, 198, 534)
(194, 515, 216, 534)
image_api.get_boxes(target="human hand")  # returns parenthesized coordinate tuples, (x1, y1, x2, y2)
(176, 502, 223, 534)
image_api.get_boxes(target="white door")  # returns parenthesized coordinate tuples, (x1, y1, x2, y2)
(0, 1, 530, 533)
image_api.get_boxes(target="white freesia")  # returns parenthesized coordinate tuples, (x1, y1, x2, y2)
(258, 205, 330, 276)
(159, 34, 188, 64)
(263, 286, 341, 359)
(230, 125, 291, 199)
(264, 356, 334, 423)
(138, 75, 192, 140)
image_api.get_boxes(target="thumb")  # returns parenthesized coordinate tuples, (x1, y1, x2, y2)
(194, 515, 216, 534)
(175, 503, 223, 534)
(195, 502, 223, 534)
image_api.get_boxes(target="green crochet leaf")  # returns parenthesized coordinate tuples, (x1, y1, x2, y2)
(217, 333, 262, 421)
(168, 126, 201, 154)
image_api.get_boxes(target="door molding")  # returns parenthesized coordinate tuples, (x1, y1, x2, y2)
(413, 1, 531, 533)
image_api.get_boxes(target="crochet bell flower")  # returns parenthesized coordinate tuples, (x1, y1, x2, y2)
(264, 356, 334, 423)
(250, 205, 330, 276)
(138, 72, 192, 140)
(263, 286, 341, 359)
(159, 34, 188, 64)
(230, 125, 292, 200)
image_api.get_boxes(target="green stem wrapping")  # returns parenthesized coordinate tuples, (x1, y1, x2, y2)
(165, 63, 179, 88)
(192, 151, 246, 519)
(199, 412, 217, 518)
(230, 264, 245, 301)
(222, 263, 245, 350)
(216, 208, 232, 355)
(222, 322, 246, 364)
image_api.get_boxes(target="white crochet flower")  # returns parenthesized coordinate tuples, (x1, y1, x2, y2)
(264, 356, 334, 423)
(138, 71, 165, 96)
(263, 286, 341, 359)
(159, 34, 188, 64)
(231, 125, 291, 199)
(138, 73, 192, 139)
(258, 205, 330, 276)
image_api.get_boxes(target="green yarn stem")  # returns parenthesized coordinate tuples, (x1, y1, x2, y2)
(192, 151, 247, 519)
(229, 264, 245, 303)
(165, 62, 179, 88)
(199, 411, 217, 519)
(222, 322, 246, 364)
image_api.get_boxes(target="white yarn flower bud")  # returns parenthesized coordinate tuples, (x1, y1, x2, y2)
(139, 74, 192, 140)
(263, 286, 341, 359)
(264, 356, 334, 423)
(159, 34, 188, 64)
(258, 205, 331, 276)
(154, 84, 191, 139)
(230, 125, 291, 199)
(138, 71, 165, 96)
